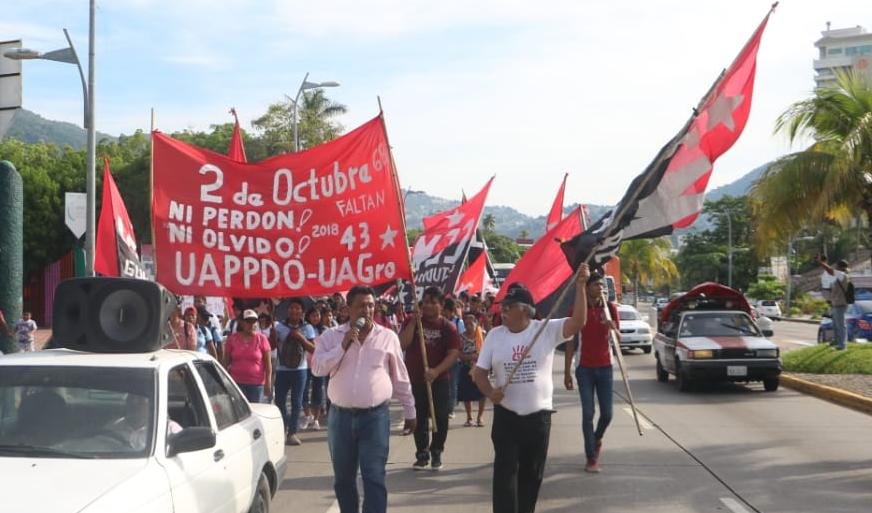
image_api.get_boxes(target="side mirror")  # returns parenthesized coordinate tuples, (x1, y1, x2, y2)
(762, 329, 774, 338)
(167, 427, 216, 457)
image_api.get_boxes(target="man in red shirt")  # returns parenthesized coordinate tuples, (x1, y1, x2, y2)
(563, 270, 618, 473)
(399, 286, 461, 471)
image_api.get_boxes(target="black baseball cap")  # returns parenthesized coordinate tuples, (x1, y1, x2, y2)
(502, 283, 534, 306)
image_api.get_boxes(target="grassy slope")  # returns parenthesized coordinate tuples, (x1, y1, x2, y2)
(783, 343, 872, 375)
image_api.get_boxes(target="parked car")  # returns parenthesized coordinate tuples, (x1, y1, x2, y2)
(756, 299, 782, 319)
(654, 297, 671, 312)
(817, 300, 872, 344)
(750, 307, 774, 335)
(617, 304, 653, 353)
(653, 282, 781, 392)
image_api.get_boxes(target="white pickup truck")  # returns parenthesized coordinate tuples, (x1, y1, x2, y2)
(0, 349, 287, 513)
(653, 282, 782, 393)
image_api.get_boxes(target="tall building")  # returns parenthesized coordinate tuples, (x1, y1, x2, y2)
(813, 23, 872, 88)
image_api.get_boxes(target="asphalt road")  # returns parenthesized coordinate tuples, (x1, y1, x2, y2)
(272, 310, 871, 513)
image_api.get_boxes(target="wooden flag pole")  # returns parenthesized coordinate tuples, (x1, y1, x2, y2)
(600, 289, 643, 436)
(378, 97, 437, 434)
(149, 108, 156, 272)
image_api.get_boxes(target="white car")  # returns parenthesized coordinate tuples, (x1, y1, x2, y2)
(0, 349, 287, 513)
(617, 304, 653, 353)
(756, 299, 782, 319)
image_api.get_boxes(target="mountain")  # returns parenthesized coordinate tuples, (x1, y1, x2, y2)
(5, 108, 115, 148)
(705, 163, 770, 202)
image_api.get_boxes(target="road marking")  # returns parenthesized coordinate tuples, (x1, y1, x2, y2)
(622, 407, 653, 430)
(719, 497, 752, 513)
(325, 499, 340, 513)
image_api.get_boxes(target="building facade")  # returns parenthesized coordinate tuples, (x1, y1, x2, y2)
(813, 24, 872, 88)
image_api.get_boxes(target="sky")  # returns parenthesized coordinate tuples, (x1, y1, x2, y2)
(2, 1, 867, 216)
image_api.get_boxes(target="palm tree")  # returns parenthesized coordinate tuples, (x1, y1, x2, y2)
(482, 214, 496, 233)
(618, 238, 679, 307)
(251, 89, 347, 154)
(750, 70, 872, 254)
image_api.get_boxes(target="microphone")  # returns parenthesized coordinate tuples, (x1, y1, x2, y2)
(354, 317, 366, 330)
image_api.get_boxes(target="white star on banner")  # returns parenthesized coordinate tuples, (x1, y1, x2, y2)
(446, 211, 464, 227)
(379, 225, 398, 249)
(706, 93, 744, 132)
(682, 126, 701, 149)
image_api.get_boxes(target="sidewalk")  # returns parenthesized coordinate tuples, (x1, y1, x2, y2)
(781, 372, 872, 416)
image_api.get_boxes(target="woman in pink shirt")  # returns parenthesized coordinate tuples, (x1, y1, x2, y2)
(223, 309, 273, 403)
(167, 307, 197, 350)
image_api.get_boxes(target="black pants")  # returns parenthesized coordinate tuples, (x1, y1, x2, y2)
(412, 379, 450, 458)
(491, 405, 552, 513)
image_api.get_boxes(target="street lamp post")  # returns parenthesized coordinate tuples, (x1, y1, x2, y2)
(724, 212, 733, 289)
(291, 72, 339, 152)
(4, 3, 97, 276)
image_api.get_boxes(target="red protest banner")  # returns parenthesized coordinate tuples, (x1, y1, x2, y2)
(152, 114, 412, 297)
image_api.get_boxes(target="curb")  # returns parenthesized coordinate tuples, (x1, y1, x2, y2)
(779, 317, 820, 325)
(780, 373, 872, 416)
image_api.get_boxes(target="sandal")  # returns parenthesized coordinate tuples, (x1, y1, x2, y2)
(476, 419, 485, 427)
(463, 419, 474, 427)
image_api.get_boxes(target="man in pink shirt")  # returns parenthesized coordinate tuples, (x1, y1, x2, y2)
(312, 285, 416, 513)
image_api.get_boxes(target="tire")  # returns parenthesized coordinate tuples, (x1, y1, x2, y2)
(643, 346, 652, 354)
(763, 377, 779, 392)
(675, 361, 691, 392)
(817, 329, 826, 344)
(656, 356, 669, 383)
(249, 473, 271, 513)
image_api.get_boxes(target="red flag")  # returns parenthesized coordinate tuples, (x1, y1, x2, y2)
(152, 114, 412, 297)
(455, 251, 490, 296)
(227, 108, 247, 163)
(545, 173, 567, 232)
(413, 177, 493, 294)
(562, 7, 773, 269)
(95, 158, 147, 278)
(496, 207, 583, 314)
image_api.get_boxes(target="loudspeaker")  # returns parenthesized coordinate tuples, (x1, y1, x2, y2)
(53, 277, 177, 353)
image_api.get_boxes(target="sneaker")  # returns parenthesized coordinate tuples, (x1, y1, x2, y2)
(286, 433, 302, 446)
(310, 419, 321, 431)
(412, 456, 429, 470)
(298, 418, 309, 431)
(594, 439, 603, 460)
(448, 412, 455, 420)
(430, 452, 443, 471)
(584, 458, 601, 473)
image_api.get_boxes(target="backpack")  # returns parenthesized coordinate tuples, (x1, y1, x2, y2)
(279, 326, 306, 368)
(836, 276, 855, 305)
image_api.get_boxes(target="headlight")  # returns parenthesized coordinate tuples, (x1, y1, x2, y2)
(756, 349, 778, 358)
(689, 349, 713, 359)
(638, 327, 650, 334)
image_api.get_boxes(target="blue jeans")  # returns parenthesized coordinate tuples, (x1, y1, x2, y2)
(238, 384, 263, 404)
(576, 365, 613, 460)
(327, 403, 390, 513)
(448, 361, 462, 412)
(275, 369, 307, 434)
(832, 305, 848, 349)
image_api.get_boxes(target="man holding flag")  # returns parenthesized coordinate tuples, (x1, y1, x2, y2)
(472, 265, 589, 513)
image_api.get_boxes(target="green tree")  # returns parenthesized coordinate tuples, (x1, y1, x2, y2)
(251, 89, 347, 153)
(482, 214, 496, 232)
(618, 238, 679, 306)
(483, 232, 521, 263)
(746, 275, 786, 301)
(750, 70, 872, 253)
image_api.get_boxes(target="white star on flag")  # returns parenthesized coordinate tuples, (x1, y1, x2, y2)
(379, 225, 398, 249)
(706, 93, 745, 132)
(446, 211, 464, 227)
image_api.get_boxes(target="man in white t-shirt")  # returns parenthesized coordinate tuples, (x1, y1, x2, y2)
(472, 264, 590, 513)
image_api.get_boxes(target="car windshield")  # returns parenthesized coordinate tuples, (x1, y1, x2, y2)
(619, 309, 640, 321)
(760, 300, 776, 307)
(853, 301, 872, 315)
(0, 366, 156, 459)
(679, 313, 761, 337)
(856, 288, 872, 301)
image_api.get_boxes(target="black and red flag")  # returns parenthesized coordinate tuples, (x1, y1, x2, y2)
(410, 177, 493, 296)
(95, 158, 148, 278)
(494, 206, 584, 315)
(561, 6, 774, 270)
(545, 173, 567, 232)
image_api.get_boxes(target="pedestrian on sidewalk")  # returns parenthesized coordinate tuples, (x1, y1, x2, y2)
(312, 285, 416, 513)
(563, 270, 618, 474)
(399, 286, 461, 471)
(14, 311, 38, 352)
(816, 255, 851, 350)
(472, 265, 590, 513)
